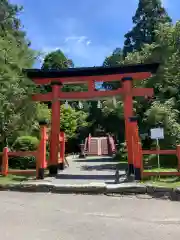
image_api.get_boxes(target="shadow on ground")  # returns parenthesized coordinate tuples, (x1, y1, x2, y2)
(75, 158, 119, 163)
(81, 162, 128, 171)
(56, 174, 116, 181)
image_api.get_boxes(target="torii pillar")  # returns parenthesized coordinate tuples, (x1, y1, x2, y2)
(49, 82, 62, 175)
(122, 77, 134, 175)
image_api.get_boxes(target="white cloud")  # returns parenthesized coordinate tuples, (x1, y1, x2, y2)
(64, 35, 91, 46)
(39, 17, 116, 66)
(86, 40, 91, 46)
(64, 35, 93, 46)
(41, 39, 112, 67)
(65, 36, 87, 43)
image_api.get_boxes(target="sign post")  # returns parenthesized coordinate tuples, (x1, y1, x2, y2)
(150, 128, 164, 178)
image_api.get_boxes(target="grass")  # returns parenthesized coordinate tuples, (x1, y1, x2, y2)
(144, 167, 178, 172)
(0, 174, 34, 185)
(142, 167, 180, 188)
(142, 177, 180, 188)
(0, 170, 49, 185)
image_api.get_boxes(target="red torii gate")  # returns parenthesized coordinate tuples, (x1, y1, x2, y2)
(24, 63, 159, 177)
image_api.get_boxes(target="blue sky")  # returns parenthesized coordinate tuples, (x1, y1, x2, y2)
(10, 0, 180, 67)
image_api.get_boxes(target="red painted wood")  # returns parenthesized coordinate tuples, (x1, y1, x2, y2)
(142, 150, 176, 155)
(32, 88, 154, 102)
(49, 84, 61, 166)
(122, 80, 133, 165)
(176, 145, 180, 170)
(2, 147, 8, 176)
(8, 170, 36, 174)
(133, 122, 143, 170)
(32, 92, 52, 101)
(88, 80, 94, 92)
(59, 132, 65, 163)
(39, 125, 47, 170)
(33, 72, 152, 85)
(8, 151, 37, 157)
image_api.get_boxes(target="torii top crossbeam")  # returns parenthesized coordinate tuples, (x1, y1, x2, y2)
(25, 63, 159, 84)
(24, 63, 159, 101)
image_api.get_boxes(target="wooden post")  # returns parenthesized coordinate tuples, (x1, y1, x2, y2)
(88, 134, 91, 153)
(37, 123, 47, 179)
(2, 147, 8, 176)
(49, 82, 61, 175)
(122, 77, 134, 175)
(129, 117, 143, 180)
(58, 132, 65, 170)
(176, 145, 180, 170)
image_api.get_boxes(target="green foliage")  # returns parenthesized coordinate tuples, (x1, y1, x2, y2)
(42, 49, 74, 69)
(41, 49, 86, 94)
(2, 0, 180, 168)
(144, 154, 178, 169)
(0, 1, 38, 151)
(123, 0, 171, 56)
(103, 48, 123, 67)
(114, 142, 127, 161)
(144, 100, 180, 147)
(12, 136, 39, 151)
(60, 104, 88, 139)
(10, 136, 39, 169)
(36, 103, 51, 123)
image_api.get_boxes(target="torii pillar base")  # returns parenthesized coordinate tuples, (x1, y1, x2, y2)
(49, 166, 58, 176)
(127, 164, 134, 176)
(58, 163, 64, 170)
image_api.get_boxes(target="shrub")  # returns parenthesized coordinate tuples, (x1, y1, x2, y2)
(143, 154, 178, 169)
(9, 136, 39, 169)
(12, 136, 39, 151)
(113, 142, 127, 161)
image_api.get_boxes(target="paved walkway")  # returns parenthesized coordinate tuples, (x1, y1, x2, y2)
(48, 156, 127, 185)
(1, 192, 179, 240)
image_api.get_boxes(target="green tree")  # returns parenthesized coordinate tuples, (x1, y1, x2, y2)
(60, 104, 88, 139)
(123, 0, 171, 57)
(102, 48, 124, 90)
(103, 48, 123, 67)
(41, 49, 88, 94)
(42, 49, 74, 70)
(0, 0, 37, 150)
(123, 22, 180, 149)
(0, 0, 30, 47)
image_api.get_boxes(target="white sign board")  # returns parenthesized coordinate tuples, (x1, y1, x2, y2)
(150, 128, 164, 140)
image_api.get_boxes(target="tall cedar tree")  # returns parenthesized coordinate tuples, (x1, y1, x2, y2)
(123, 0, 172, 57)
(0, 0, 36, 150)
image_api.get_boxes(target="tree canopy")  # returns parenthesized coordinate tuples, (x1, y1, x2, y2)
(42, 49, 74, 70)
(1, 0, 180, 163)
(123, 0, 171, 57)
(0, 0, 38, 150)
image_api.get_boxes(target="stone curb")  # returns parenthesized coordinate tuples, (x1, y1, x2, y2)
(0, 182, 180, 200)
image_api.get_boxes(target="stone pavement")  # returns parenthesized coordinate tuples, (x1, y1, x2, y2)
(50, 155, 127, 185)
(0, 192, 180, 240)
